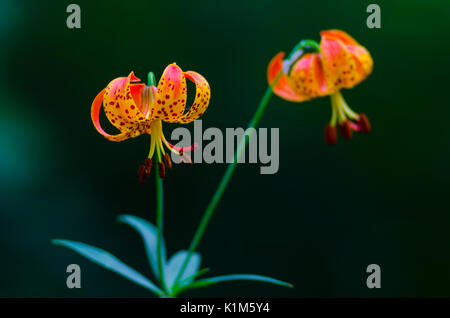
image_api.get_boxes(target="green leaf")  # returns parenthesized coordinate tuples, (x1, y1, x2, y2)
(117, 214, 167, 281)
(164, 250, 201, 292)
(52, 239, 163, 296)
(181, 274, 293, 291)
(179, 267, 210, 285)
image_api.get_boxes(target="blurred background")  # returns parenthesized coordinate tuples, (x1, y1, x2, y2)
(1, 0, 449, 297)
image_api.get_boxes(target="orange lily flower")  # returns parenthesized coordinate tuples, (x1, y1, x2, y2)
(267, 30, 373, 145)
(91, 63, 211, 181)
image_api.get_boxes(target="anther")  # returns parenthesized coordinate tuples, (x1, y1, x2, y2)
(158, 162, 166, 179)
(357, 113, 371, 133)
(164, 153, 172, 169)
(138, 165, 146, 184)
(324, 124, 338, 145)
(144, 158, 152, 176)
(339, 121, 353, 140)
(179, 148, 183, 156)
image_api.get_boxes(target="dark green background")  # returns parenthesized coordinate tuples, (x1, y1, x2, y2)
(1, 0, 449, 297)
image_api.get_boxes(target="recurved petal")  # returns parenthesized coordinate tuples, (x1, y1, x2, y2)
(103, 72, 149, 134)
(149, 63, 187, 122)
(91, 88, 133, 142)
(320, 30, 359, 46)
(176, 71, 211, 124)
(322, 30, 373, 82)
(320, 33, 361, 89)
(267, 52, 306, 102)
(346, 45, 373, 80)
(288, 52, 330, 98)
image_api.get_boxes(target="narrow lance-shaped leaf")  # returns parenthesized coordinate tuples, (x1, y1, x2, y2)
(179, 274, 293, 293)
(117, 214, 167, 281)
(165, 250, 201, 292)
(52, 239, 163, 296)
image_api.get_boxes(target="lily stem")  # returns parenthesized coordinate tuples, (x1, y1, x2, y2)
(148, 71, 167, 293)
(155, 171, 166, 292)
(173, 39, 319, 289)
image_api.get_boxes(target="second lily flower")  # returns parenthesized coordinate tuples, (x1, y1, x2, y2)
(268, 30, 373, 145)
(91, 63, 211, 181)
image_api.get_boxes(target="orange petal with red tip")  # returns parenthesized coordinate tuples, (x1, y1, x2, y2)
(267, 52, 306, 102)
(91, 88, 132, 142)
(149, 63, 187, 122)
(176, 71, 211, 124)
(103, 72, 149, 136)
(288, 53, 330, 99)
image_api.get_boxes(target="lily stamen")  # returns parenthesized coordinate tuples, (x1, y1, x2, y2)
(329, 90, 371, 141)
(158, 162, 166, 179)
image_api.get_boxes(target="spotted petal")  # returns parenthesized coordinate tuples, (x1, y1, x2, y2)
(345, 45, 373, 81)
(320, 30, 372, 90)
(288, 52, 330, 99)
(176, 71, 211, 124)
(91, 89, 132, 142)
(149, 64, 187, 123)
(103, 72, 150, 136)
(267, 52, 307, 102)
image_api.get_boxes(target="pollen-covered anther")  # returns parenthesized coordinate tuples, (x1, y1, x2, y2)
(164, 153, 172, 169)
(144, 158, 153, 176)
(339, 121, 353, 140)
(138, 165, 146, 184)
(324, 124, 338, 145)
(357, 113, 371, 133)
(158, 162, 166, 179)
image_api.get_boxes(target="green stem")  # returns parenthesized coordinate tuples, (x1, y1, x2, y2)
(148, 72, 167, 293)
(173, 39, 320, 289)
(155, 171, 166, 292)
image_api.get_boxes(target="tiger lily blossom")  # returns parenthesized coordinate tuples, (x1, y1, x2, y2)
(91, 63, 211, 181)
(267, 30, 373, 145)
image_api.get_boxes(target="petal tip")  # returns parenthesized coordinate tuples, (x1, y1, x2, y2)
(129, 71, 140, 82)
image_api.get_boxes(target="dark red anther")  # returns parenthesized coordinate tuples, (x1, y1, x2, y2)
(357, 113, 371, 133)
(138, 165, 146, 184)
(158, 162, 166, 179)
(164, 153, 172, 169)
(144, 158, 152, 176)
(324, 124, 338, 146)
(339, 121, 353, 140)
(179, 148, 183, 156)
